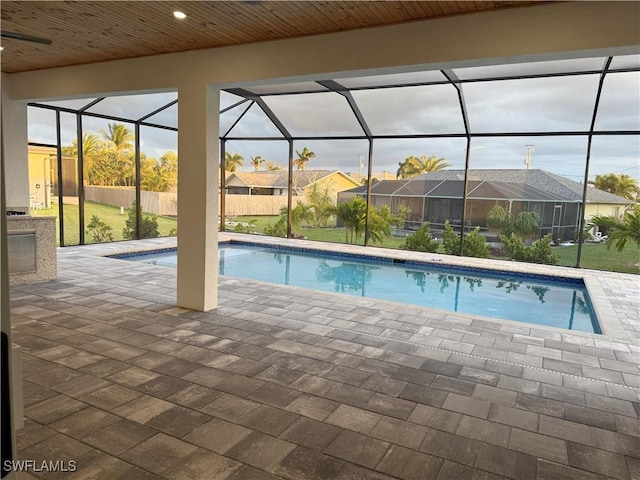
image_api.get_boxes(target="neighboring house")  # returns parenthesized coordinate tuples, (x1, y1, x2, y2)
(28, 145, 78, 208)
(225, 170, 361, 204)
(338, 169, 635, 239)
(347, 170, 397, 184)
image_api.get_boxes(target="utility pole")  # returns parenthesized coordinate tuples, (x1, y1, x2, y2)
(524, 144, 534, 169)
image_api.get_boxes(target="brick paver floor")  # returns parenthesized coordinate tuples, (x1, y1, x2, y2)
(9, 235, 639, 479)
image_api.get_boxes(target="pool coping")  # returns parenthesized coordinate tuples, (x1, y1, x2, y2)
(85, 233, 637, 344)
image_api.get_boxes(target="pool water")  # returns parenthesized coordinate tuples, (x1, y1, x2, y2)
(121, 242, 600, 333)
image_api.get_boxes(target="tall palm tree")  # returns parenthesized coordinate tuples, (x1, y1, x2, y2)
(416, 154, 451, 173)
(225, 152, 244, 172)
(396, 154, 450, 179)
(64, 132, 103, 185)
(100, 123, 134, 152)
(266, 161, 282, 171)
(250, 155, 265, 171)
(294, 147, 316, 171)
(589, 173, 640, 201)
(62, 132, 102, 158)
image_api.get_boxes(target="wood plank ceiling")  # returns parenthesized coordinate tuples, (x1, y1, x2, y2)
(1, 1, 545, 74)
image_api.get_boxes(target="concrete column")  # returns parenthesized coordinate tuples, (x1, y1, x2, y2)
(1, 77, 29, 210)
(1, 76, 18, 480)
(176, 82, 219, 311)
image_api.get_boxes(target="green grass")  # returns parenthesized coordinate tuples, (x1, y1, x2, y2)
(229, 215, 407, 249)
(224, 215, 278, 233)
(31, 201, 177, 245)
(486, 242, 639, 274)
(552, 242, 639, 274)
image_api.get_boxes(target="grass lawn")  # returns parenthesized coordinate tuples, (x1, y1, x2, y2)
(230, 215, 408, 249)
(553, 242, 639, 275)
(31, 201, 177, 245)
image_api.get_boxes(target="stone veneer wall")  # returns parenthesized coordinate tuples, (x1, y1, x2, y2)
(7, 216, 56, 285)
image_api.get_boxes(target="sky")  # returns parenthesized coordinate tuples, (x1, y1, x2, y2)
(27, 56, 640, 183)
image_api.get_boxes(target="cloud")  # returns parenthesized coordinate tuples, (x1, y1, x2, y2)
(27, 60, 639, 183)
(352, 85, 466, 135)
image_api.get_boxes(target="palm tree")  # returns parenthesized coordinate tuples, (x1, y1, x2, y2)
(589, 173, 640, 201)
(291, 202, 314, 232)
(512, 211, 541, 243)
(334, 198, 367, 243)
(416, 154, 451, 173)
(225, 152, 244, 172)
(396, 154, 450, 179)
(367, 205, 393, 244)
(100, 123, 134, 152)
(63, 132, 103, 185)
(266, 161, 282, 171)
(141, 151, 178, 192)
(306, 182, 334, 227)
(605, 206, 640, 252)
(294, 147, 316, 171)
(250, 155, 265, 171)
(585, 213, 619, 237)
(486, 204, 512, 237)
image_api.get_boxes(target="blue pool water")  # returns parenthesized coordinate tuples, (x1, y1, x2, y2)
(118, 242, 600, 333)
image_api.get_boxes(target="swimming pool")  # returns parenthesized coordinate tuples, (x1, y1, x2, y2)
(118, 242, 600, 333)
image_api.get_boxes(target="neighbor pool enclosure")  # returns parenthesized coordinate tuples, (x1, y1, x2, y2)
(27, 54, 639, 272)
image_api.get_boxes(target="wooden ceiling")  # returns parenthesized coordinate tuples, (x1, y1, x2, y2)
(1, 1, 545, 74)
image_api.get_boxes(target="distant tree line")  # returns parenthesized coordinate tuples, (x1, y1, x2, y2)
(62, 122, 177, 193)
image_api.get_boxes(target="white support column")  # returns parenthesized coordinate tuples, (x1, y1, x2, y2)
(1, 78, 29, 210)
(1, 75, 18, 480)
(176, 83, 219, 311)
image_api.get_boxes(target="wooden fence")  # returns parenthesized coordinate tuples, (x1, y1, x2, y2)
(84, 186, 289, 217)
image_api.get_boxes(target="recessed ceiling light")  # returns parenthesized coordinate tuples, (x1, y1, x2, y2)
(173, 11, 187, 20)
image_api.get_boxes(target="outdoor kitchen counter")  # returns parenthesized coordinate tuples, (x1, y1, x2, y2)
(7, 215, 56, 285)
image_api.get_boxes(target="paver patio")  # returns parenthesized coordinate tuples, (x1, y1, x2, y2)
(9, 235, 640, 479)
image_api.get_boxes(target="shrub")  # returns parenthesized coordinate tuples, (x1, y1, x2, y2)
(501, 233, 558, 265)
(528, 235, 558, 265)
(401, 222, 439, 253)
(86, 214, 113, 243)
(442, 222, 460, 255)
(501, 233, 527, 260)
(264, 217, 287, 237)
(233, 220, 257, 234)
(463, 227, 490, 258)
(442, 221, 489, 258)
(123, 204, 159, 239)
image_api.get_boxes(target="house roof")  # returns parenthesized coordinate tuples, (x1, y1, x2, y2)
(341, 169, 634, 204)
(226, 170, 359, 190)
(400, 169, 636, 204)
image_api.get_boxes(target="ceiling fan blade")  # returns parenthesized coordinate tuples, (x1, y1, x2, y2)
(1, 30, 52, 45)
